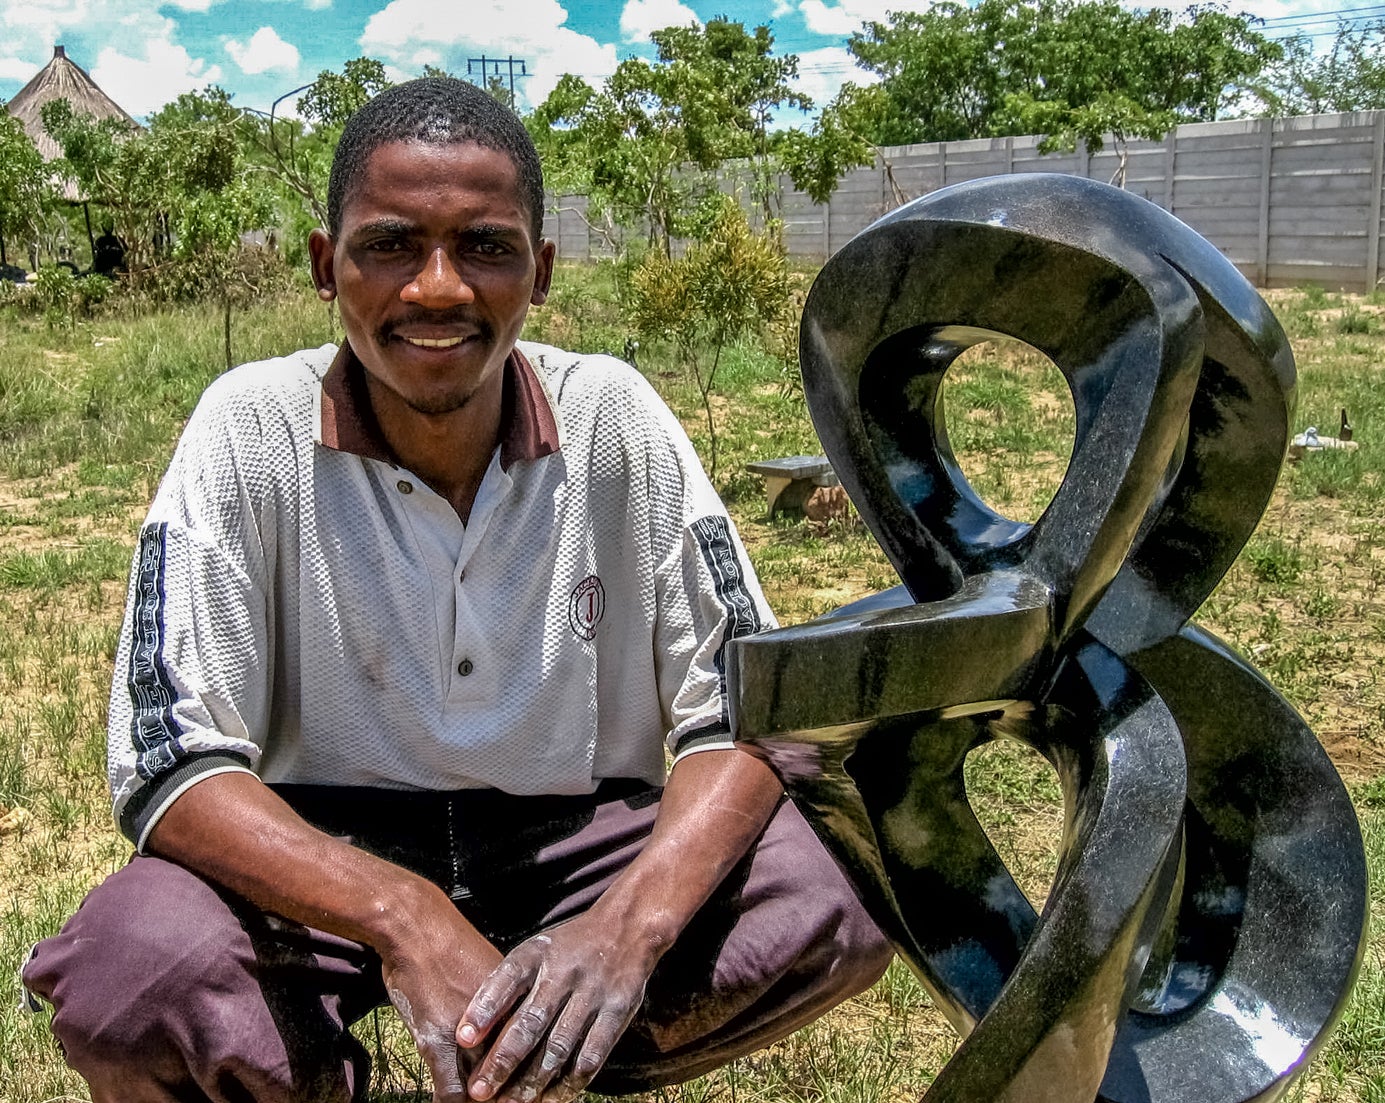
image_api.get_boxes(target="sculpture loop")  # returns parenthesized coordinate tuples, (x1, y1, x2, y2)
(729, 174, 1367, 1103)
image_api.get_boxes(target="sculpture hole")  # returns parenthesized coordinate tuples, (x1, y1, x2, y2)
(963, 739, 1064, 911)
(941, 340, 1076, 523)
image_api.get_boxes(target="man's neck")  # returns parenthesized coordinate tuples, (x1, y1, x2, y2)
(363, 368, 506, 526)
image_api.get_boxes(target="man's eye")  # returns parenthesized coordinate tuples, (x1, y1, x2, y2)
(365, 238, 408, 252)
(471, 241, 508, 256)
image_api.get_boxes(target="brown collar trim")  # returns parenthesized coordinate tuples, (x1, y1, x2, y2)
(502, 346, 561, 469)
(319, 343, 395, 464)
(318, 343, 560, 471)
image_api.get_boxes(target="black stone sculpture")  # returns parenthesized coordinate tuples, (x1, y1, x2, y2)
(728, 174, 1367, 1102)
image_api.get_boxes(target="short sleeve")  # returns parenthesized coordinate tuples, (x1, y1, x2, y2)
(107, 369, 285, 849)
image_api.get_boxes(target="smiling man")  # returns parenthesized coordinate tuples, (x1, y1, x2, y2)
(21, 78, 890, 1103)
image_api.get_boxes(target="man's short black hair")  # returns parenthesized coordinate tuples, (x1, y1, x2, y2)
(327, 76, 545, 242)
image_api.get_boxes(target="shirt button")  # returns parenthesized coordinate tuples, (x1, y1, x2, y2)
(458, 570, 465, 585)
(397, 480, 413, 494)
(457, 658, 474, 676)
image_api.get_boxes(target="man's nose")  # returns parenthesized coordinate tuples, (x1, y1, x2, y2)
(401, 247, 474, 308)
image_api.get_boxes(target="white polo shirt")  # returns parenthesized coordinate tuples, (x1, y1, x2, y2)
(109, 341, 775, 850)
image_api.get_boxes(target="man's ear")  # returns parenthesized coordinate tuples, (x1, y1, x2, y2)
(530, 239, 557, 307)
(308, 228, 337, 302)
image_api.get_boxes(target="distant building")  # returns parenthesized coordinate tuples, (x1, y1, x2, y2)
(6, 45, 141, 200)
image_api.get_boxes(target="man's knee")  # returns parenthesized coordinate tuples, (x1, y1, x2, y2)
(814, 885, 894, 998)
(605, 800, 893, 1087)
(22, 856, 370, 1101)
(745, 799, 892, 993)
(23, 857, 255, 1077)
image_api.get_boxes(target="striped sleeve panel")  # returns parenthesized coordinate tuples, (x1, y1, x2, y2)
(691, 513, 765, 726)
(114, 523, 251, 846)
(126, 523, 184, 779)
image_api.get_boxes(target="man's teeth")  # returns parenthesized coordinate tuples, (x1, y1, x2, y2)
(402, 336, 464, 348)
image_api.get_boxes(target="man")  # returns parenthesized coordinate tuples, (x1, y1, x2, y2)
(91, 222, 127, 277)
(22, 78, 890, 1103)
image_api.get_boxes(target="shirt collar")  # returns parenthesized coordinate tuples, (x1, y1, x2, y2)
(317, 342, 560, 470)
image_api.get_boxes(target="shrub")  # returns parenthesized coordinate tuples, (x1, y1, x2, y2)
(625, 197, 790, 479)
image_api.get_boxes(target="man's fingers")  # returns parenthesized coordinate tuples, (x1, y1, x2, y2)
(469, 987, 565, 1100)
(495, 995, 592, 1103)
(572, 1003, 633, 1082)
(461, 942, 545, 1047)
(385, 983, 471, 1103)
(463, 925, 649, 1103)
(494, 996, 636, 1103)
(413, 1032, 469, 1103)
(428, 1064, 469, 1103)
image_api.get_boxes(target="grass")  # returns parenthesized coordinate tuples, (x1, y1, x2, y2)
(1, 272, 1384, 1101)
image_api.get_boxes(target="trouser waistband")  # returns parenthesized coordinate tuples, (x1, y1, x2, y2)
(267, 778, 661, 923)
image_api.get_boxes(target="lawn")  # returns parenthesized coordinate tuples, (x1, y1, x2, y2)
(0, 267, 1382, 1102)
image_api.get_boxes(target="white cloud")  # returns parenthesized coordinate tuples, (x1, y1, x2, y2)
(790, 45, 874, 111)
(0, 3, 228, 116)
(305, 0, 331, 9)
(798, 0, 931, 36)
(619, 0, 700, 43)
(163, 0, 219, 11)
(226, 26, 300, 75)
(2, 0, 96, 46)
(0, 55, 39, 83)
(360, 0, 618, 107)
(91, 37, 223, 116)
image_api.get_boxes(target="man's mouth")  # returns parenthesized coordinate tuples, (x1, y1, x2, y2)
(400, 335, 466, 349)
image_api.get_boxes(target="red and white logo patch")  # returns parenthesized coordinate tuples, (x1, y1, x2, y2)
(568, 575, 605, 640)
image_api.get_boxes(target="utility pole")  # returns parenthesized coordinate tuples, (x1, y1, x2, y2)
(466, 55, 528, 108)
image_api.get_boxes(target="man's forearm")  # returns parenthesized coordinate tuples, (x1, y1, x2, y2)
(145, 771, 496, 966)
(588, 747, 784, 954)
(149, 771, 505, 1097)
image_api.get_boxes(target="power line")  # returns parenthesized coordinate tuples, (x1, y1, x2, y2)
(467, 55, 529, 105)
(1257, 3, 1385, 24)
(529, 5, 1385, 86)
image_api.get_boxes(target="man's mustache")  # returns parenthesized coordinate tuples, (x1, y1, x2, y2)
(379, 311, 493, 340)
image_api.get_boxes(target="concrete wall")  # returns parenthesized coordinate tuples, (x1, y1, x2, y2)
(542, 110, 1385, 292)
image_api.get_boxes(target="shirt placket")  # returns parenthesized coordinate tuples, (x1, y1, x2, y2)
(449, 454, 513, 701)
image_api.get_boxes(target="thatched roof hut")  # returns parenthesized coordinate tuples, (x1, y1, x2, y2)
(6, 45, 140, 172)
(3, 45, 141, 260)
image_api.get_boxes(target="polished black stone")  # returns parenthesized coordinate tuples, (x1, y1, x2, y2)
(728, 174, 1367, 1103)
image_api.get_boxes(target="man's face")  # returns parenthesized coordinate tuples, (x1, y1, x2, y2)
(309, 139, 554, 417)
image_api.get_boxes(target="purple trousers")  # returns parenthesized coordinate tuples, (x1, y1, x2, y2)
(22, 782, 891, 1103)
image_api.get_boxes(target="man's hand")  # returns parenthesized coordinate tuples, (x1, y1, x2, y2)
(377, 902, 503, 1101)
(458, 748, 785, 1103)
(457, 905, 661, 1103)
(148, 754, 782, 1102)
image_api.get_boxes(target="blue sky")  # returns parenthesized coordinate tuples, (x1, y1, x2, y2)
(0, 0, 1375, 122)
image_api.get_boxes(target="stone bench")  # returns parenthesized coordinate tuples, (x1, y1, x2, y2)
(746, 455, 839, 518)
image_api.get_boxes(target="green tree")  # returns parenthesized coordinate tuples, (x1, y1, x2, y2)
(41, 96, 152, 270)
(296, 57, 392, 128)
(149, 89, 277, 365)
(652, 21, 811, 222)
(842, 2, 1009, 145)
(776, 102, 874, 204)
(837, 0, 1280, 174)
(1258, 21, 1385, 115)
(533, 20, 812, 254)
(44, 88, 277, 360)
(0, 109, 51, 268)
(626, 197, 789, 479)
(246, 58, 393, 240)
